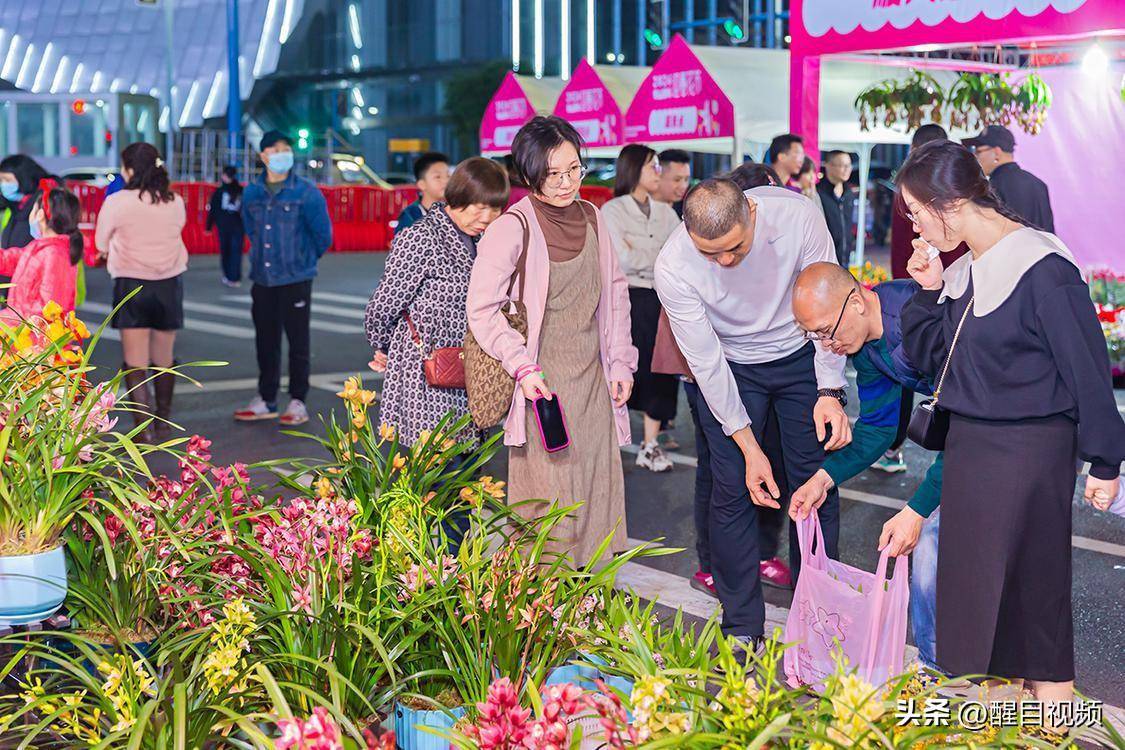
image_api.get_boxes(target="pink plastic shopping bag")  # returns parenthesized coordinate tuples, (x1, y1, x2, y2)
(783, 509, 909, 692)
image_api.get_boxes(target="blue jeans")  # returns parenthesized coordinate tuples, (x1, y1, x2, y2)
(910, 508, 940, 670)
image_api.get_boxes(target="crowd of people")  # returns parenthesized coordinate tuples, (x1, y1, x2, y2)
(0, 113, 1120, 726)
(363, 115, 1123, 727)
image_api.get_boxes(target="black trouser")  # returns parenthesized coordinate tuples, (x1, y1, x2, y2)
(686, 381, 790, 573)
(694, 344, 840, 637)
(218, 227, 245, 283)
(251, 280, 312, 404)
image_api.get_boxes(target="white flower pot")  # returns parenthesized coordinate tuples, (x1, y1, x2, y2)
(0, 545, 67, 627)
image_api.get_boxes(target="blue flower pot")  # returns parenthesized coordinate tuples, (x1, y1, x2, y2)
(0, 546, 67, 627)
(393, 701, 465, 750)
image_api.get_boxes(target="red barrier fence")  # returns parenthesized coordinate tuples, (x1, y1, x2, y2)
(67, 182, 614, 256)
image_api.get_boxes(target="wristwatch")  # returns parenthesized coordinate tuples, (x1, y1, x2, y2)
(817, 388, 848, 407)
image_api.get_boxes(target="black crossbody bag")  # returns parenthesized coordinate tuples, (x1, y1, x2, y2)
(907, 296, 974, 451)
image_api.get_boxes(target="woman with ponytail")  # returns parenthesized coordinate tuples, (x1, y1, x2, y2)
(897, 140, 1124, 726)
(95, 142, 188, 439)
(0, 180, 82, 321)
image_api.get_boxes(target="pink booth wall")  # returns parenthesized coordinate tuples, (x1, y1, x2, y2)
(1013, 63, 1125, 269)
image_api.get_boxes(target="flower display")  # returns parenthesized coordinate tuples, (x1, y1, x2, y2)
(849, 261, 890, 289)
(202, 597, 257, 696)
(629, 674, 691, 741)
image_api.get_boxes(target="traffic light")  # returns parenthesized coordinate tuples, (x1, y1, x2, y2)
(297, 128, 310, 150)
(71, 99, 87, 116)
(723, 18, 745, 40)
(643, 28, 663, 48)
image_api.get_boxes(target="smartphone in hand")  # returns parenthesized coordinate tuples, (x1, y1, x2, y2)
(533, 394, 570, 453)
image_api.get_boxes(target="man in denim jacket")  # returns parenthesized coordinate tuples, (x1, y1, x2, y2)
(234, 130, 332, 426)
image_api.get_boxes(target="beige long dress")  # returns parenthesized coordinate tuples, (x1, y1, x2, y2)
(508, 222, 628, 566)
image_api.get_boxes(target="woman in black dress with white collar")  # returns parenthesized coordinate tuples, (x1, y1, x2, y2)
(897, 141, 1124, 724)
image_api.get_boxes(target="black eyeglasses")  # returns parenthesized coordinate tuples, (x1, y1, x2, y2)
(804, 288, 855, 342)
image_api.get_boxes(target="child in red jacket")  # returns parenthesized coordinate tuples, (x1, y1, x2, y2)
(0, 180, 82, 322)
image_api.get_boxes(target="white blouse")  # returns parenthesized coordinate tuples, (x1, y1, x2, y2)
(601, 195, 681, 289)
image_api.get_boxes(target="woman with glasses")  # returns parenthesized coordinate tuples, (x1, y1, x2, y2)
(602, 144, 682, 473)
(467, 116, 638, 566)
(899, 140, 1123, 726)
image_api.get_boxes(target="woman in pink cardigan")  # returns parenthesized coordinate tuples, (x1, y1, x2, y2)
(467, 117, 638, 565)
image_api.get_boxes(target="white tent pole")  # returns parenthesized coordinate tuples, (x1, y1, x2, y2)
(732, 120, 744, 167)
(854, 142, 872, 269)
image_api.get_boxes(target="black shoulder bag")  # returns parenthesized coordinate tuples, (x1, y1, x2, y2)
(907, 296, 974, 451)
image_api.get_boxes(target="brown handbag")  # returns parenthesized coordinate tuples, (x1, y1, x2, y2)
(404, 314, 466, 389)
(463, 210, 531, 428)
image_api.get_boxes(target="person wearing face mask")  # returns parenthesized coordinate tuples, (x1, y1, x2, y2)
(365, 157, 509, 449)
(0, 155, 51, 251)
(466, 116, 637, 566)
(0, 180, 83, 322)
(95, 143, 188, 441)
(235, 130, 333, 427)
(602, 144, 681, 473)
(899, 140, 1122, 727)
(788, 261, 944, 672)
(207, 165, 245, 287)
(653, 178, 850, 653)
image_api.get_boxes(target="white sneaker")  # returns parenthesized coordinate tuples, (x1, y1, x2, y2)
(279, 399, 309, 426)
(234, 395, 278, 421)
(636, 441, 673, 472)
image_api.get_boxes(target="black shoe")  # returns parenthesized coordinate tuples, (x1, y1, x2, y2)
(151, 364, 177, 439)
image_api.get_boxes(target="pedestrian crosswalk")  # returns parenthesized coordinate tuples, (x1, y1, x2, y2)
(79, 291, 372, 342)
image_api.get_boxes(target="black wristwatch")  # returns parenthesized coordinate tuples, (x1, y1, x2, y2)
(817, 388, 847, 407)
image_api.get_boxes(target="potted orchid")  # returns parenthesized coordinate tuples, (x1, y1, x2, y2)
(0, 304, 154, 627)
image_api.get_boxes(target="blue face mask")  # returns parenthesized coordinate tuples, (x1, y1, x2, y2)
(29, 220, 42, 241)
(267, 152, 294, 174)
(1, 182, 22, 201)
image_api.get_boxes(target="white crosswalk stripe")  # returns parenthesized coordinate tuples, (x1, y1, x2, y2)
(220, 295, 367, 321)
(80, 293, 370, 341)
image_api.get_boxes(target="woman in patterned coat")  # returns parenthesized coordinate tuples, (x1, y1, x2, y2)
(365, 157, 509, 447)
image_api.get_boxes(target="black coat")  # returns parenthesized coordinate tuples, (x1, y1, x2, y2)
(207, 183, 244, 234)
(1, 196, 35, 249)
(989, 162, 1054, 233)
(816, 180, 854, 266)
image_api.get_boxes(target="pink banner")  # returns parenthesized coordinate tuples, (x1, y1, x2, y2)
(480, 71, 535, 154)
(624, 35, 735, 143)
(790, 0, 1125, 56)
(552, 60, 624, 148)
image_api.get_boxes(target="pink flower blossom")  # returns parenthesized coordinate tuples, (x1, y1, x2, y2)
(274, 706, 344, 749)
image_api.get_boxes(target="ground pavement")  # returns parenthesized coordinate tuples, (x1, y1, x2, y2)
(80, 252, 1125, 718)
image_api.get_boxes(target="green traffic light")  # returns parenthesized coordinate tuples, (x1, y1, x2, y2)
(297, 128, 310, 139)
(723, 19, 744, 39)
(643, 28, 663, 48)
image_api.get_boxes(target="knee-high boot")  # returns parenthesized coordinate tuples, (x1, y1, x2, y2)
(122, 366, 153, 442)
(152, 364, 177, 439)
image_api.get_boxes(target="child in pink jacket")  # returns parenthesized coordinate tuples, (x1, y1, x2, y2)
(0, 181, 82, 323)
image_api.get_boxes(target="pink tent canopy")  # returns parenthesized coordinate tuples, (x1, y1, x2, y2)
(479, 71, 564, 156)
(623, 35, 736, 147)
(552, 60, 647, 153)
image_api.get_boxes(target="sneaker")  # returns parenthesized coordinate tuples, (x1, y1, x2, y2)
(759, 557, 793, 589)
(220, 277, 242, 288)
(690, 570, 718, 598)
(872, 449, 908, 473)
(234, 396, 278, 421)
(732, 635, 768, 671)
(636, 441, 673, 472)
(279, 399, 309, 426)
(657, 432, 681, 452)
